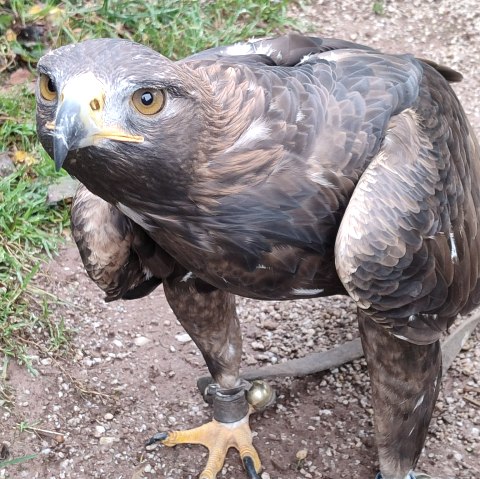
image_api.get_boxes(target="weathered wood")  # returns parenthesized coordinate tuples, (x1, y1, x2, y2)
(197, 309, 480, 390)
(241, 338, 364, 381)
(47, 177, 80, 204)
(441, 311, 480, 373)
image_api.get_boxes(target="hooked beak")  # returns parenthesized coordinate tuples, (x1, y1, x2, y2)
(50, 74, 144, 171)
(51, 101, 87, 171)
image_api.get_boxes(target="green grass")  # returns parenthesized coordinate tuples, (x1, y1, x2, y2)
(0, 84, 70, 372)
(2, 0, 295, 64)
(0, 1, 297, 371)
(0, 454, 38, 468)
(372, 1, 385, 15)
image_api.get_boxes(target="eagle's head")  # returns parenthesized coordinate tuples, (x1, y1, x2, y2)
(36, 38, 212, 202)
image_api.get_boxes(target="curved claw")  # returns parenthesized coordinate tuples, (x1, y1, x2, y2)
(147, 417, 262, 478)
(243, 456, 261, 479)
(145, 431, 169, 446)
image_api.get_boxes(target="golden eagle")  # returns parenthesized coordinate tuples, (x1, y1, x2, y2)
(36, 34, 480, 479)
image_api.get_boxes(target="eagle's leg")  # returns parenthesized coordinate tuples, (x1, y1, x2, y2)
(147, 273, 262, 479)
(358, 312, 441, 479)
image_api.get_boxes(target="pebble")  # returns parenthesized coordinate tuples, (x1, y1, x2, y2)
(94, 425, 106, 438)
(134, 336, 150, 346)
(175, 333, 192, 343)
(0, 153, 15, 178)
(296, 449, 308, 461)
(251, 341, 265, 351)
(99, 436, 116, 446)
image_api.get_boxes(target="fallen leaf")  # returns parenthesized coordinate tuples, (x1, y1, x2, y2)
(13, 150, 36, 166)
(5, 29, 16, 42)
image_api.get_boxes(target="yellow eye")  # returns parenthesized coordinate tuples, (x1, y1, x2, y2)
(39, 73, 57, 102)
(131, 88, 165, 115)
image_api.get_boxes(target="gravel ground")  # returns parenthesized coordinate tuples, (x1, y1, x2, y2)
(1, 1, 480, 478)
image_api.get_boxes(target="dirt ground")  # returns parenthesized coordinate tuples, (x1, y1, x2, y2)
(1, 1, 480, 478)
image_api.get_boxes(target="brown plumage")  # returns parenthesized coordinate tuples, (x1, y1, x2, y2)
(71, 184, 173, 301)
(36, 34, 480, 479)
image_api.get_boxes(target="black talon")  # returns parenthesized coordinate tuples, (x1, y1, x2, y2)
(375, 473, 421, 479)
(243, 456, 261, 479)
(145, 432, 168, 446)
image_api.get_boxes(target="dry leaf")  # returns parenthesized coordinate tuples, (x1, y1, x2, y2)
(13, 150, 36, 166)
(5, 29, 16, 42)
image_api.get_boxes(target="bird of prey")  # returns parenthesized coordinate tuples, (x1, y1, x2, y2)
(36, 33, 480, 479)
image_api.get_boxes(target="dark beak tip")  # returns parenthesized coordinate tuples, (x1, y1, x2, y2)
(52, 100, 84, 171)
(53, 136, 69, 172)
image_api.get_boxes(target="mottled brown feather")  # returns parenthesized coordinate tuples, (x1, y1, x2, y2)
(71, 184, 174, 301)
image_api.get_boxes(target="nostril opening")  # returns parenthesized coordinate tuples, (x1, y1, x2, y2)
(90, 98, 101, 111)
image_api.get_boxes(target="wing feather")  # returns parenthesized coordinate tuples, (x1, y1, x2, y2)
(71, 184, 174, 301)
(336, 64, 480, 344)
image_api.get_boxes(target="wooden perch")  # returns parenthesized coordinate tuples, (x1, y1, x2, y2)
(241, 337, 363, 381)
(46, 177, 80, 204)
(441, 311, 480, 373)
(197, 309, 480, 391)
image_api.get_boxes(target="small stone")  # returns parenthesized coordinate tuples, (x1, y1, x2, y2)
(263, 320, 277, 331)
(245, 355, 257, 365)
(251, 341, 265, 351)
(296, 449, 308, 461)
(454, 452, 463, 461)
(104, 413, 114, 421)
(134, 336, 150, 346)
(0, 153, 15, 178)
(94, 425, 106, 438)
(99, 436, 116, 446)
(167, 416, 176, 425)
(175, 333, 192, 343)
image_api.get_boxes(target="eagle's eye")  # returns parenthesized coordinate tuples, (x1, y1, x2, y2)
(39, 73, 57, 102)
(131, 88, 165, 115)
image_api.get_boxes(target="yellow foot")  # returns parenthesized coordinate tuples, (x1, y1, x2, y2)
(146, 408, 261, 479)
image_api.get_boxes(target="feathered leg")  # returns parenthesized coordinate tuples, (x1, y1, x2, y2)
(358, 311, 441, 479)
(163, 274, 242, 389)
(147, 270, 261, 479)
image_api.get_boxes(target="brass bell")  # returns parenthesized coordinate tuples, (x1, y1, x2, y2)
(246, 380, 276, 411)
